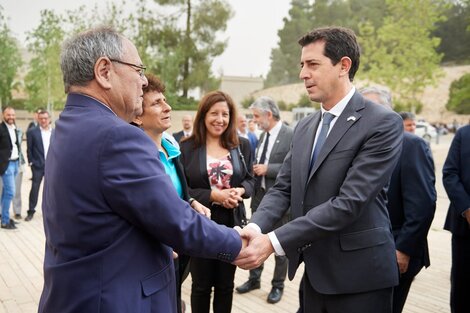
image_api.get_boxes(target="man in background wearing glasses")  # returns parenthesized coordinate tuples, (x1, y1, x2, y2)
(38, 26, 243, 313)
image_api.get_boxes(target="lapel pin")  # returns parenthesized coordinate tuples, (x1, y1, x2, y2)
(347, 116, 356, 122)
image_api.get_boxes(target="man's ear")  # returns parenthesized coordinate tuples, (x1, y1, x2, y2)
(339, 56, 352, 78)
(132, 116, 143, 126)
(94, 57, 113, 89)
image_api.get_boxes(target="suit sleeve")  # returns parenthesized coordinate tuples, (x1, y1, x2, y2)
(396, 137, 436, 257)
(443, 129, 470, 214)
(99, 125, 241, 261)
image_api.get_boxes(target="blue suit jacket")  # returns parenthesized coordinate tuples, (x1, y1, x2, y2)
(39, 93, 241, 313)
(443, 125, 470, 236)
(388, 132, 436, 270)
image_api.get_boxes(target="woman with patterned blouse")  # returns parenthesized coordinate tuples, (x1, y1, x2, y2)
(179, 91, 255, 313)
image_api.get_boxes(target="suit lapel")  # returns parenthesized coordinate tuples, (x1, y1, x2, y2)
(308, 93, 364, 181)
(198, 145, 211, 188)
(300, 112, 321, 187)
(270, 124, 285, 157)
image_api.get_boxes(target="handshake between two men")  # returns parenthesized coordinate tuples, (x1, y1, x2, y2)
(233, 225, 276, 270)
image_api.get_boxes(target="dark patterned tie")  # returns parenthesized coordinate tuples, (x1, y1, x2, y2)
(255, 132, 270, 189)
(309, 112, 335, 172)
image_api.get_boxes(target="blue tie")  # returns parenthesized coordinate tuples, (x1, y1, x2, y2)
(310, 112, 335, 172)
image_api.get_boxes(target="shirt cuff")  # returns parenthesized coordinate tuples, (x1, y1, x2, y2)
(268, 231, 286, 256)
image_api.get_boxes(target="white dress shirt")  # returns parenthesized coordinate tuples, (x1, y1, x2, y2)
(6, 123, 19, 160)
(41, 127, 52, 159)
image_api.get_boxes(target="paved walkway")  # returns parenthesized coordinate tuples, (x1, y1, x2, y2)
(0, 135, 454, 313)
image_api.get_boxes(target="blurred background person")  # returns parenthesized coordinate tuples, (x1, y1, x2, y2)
(132, 74, 210, 313)
(180, 90, 254, 313)
(237, 114, 258, 157)
(26, 110, 53, 221)
(173, 114, 193, 143)
(236, 96, 293, 304)
(0, 107, 21, 229)
(442, 124, 470, 313)
(361, 86, 436, 313)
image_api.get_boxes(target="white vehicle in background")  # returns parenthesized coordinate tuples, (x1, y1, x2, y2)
(415, 121, 437, 143)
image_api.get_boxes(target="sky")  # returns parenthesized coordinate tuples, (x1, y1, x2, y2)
(0, 0, 292, 78)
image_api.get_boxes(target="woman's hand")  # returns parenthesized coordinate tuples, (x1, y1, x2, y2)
(221, 188, 245, 209)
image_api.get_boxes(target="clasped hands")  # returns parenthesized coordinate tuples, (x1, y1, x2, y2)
(212, 187, 245, 209)
(232, 226, 275, 270)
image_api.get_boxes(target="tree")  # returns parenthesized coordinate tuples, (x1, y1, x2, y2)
(0, 6, 22, 110)
(265, 0, 387, 88)
(446, 73, 470, 114)
(153, 0, 233, 98)
(434, 0, 470, 64)
(358, 0, 445, 112)
(24, 10, 65, 112)
(265, 0, 312, 87)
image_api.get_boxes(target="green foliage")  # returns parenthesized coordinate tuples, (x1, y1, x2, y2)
(293, 93, 320, 109)
(446, 73, 470, 114)
(241, 96, 255, 109)
(265, 0, 313, 87)
(277, 100, 288, 111)
(0, 6, 22, 109)
(358, 0, 445, 112)
(24, 10, 65, 112)
(265, 0, 387, 87)
(433, 0, 470, 64)
(153, 0, 233, 98)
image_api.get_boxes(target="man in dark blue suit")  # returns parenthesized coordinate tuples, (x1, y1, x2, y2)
(38, 27, 242, 313)
(361, 87, 436, 313)
(25, 110, 53, 221)
(443, 124, 470, 313)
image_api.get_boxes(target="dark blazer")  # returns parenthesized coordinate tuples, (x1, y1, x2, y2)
(388, 132, 436, 270)
(0, 122, 20, 174)
(173, 130, 187, 143)
(443, 125, 470, 236)
(251, 91, 403, 294)
(251, 123, 293, 210)
(179, 137, 255, 210)
(38, 93, 242, 313)
(26, 126, 53, 169)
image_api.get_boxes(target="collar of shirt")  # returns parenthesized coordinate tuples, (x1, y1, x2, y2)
(6, 123, 16, 131)
(320, 86, 356, 131)
(256, 120, 283, 164)
(160, 136, 181, 160)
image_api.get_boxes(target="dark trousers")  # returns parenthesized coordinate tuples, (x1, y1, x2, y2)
(301, 272, 393, 313)
(28, 166, 44, 214)
(450, 234, 470, 313)
(190, 257, 236, 313)
(248, 254, 287, 289)
(392, 257, 423, 313)
(190, 205, 236, 313)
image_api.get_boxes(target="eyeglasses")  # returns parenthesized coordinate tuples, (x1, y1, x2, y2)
(109, 59, 146, 79)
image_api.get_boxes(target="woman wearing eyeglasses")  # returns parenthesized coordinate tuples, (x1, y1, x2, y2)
(179, 91, 254, 313)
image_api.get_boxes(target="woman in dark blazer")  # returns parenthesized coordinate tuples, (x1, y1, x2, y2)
(180, 91, 254, 313)
(132, 74, 210, 313)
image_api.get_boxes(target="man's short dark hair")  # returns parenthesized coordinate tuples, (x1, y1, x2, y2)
(399, 111, 415, 121)
(298, 26, 360, 82)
